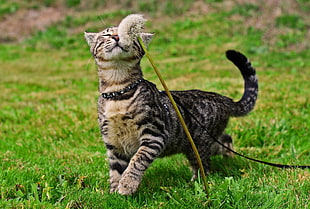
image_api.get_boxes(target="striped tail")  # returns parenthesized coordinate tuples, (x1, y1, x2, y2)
(226, 50, 259, 117)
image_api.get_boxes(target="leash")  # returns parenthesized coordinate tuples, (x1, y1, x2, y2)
(172, 96, 310, 169)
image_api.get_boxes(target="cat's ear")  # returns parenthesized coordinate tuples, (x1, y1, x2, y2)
(139, 33, 154, 46)
(84, 31, 97, 47)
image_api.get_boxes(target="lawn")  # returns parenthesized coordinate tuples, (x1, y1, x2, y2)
(0, 0, 309, 208)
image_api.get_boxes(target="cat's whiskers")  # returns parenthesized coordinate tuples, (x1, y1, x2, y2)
(84, 54, 95, 71)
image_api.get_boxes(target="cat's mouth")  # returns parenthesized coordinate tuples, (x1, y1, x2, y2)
(107, 43, 129, 53)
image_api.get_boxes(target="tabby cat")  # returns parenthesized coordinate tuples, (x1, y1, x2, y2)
(84, 15, 258, 195)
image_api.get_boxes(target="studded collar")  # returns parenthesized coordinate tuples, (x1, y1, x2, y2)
(101, 79, 144, 99)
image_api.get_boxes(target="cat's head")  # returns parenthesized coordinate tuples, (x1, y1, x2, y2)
(84, 26, 153, 63)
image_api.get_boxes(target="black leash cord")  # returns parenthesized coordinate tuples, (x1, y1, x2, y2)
(212, 136, 310, 169)
(172, 96, 310, 169)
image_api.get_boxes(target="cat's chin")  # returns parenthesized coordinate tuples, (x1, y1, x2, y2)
(103, 48, 132, 60)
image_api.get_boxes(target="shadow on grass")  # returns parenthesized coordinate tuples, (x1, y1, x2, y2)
(210, 155, 248, 177)
(140, 154, 250, 193)
(65, 155, 257, 208)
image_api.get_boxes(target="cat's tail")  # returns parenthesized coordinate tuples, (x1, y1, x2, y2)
(226, 50, 258, 117)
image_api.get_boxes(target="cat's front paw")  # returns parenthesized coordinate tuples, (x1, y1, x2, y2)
(117, 175, 140, 195)
(109, 186, 118, 193)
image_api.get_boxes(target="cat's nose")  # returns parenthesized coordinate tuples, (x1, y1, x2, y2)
(111, 35, 119, 42)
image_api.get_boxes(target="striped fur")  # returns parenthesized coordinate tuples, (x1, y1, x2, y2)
(85, 25, 258, 195)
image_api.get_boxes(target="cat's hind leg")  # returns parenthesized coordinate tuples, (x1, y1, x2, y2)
(186, 134, 234, 181)
(185, 141, 212, 181)
(211, 134, 234, 157)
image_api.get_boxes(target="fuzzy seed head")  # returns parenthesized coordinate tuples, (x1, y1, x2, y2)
(118, 14, 146, 46)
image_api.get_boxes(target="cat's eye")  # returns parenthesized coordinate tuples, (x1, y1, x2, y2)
(102, 34, 112, 37)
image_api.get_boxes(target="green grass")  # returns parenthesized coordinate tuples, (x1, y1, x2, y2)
(1, 1, 309, 208)
(0, 0, 19, 17)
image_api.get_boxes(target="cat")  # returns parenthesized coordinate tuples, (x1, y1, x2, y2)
(84, 14, 258, 195)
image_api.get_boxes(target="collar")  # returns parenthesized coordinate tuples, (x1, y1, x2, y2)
(101, 79, 144, 99)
